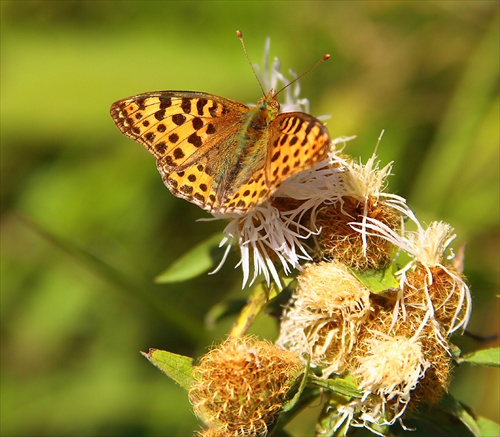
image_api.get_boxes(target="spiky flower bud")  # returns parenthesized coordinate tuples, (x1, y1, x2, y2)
(189, 336, 303, 436)
(404, 264, 469, 335)
(317, 195, 400, 270)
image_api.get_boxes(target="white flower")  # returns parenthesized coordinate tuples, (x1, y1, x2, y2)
(212, 137, 361, 289)
(356, 332, 429, 404)
(213, 203, 315, 288)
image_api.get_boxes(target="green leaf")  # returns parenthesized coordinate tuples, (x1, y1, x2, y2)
(458, 347, 500, 367)
(310, 375, 362, 398)
(390, 394, 478, 437)
(350, 266, 400, 294)
(141, 348, 195, 390)
(434, 394, 481, 436)
(155, 233, 224, 283)
(476, 416, 500, 437)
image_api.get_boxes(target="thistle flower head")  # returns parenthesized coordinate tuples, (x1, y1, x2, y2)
(332, 297, 452, 433)
(314, 152, 405, 270)
(341, 152, 394, 202)
(407, 221, 457, 267)
(398, 220, 471, 335)
(189, 336, 303, 436)
(349, 213, 472, 335)
(355, 332, 429, 402)
(334, 331, 429, 433)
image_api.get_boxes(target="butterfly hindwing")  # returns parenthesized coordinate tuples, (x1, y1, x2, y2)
(159, 154, 220, 212)
(266, 112, 330, 191)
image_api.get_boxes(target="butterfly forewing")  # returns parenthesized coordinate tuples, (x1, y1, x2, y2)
(110, 91, 249, 212)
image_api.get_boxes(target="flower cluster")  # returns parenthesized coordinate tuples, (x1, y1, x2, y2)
(189, 41, 472, 435)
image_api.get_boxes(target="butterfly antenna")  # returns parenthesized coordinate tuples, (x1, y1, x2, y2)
(236, 30, 266, 96)
(275, 53, 330, 96)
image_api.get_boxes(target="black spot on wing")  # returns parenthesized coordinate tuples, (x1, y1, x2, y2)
(192, 117, 203, 130)
(155, 142, 167, 154)
(155, 109, 166, 121)
(196, 99, 208, 116)
(136, 98, 146, 110)
(180, 184, 193, 194)
(172, 114, 186, 126)
(188, 133, 202, 148)
(159, 97, 172, 109)
(144, 132, 155, 143)
(301, 121, 315, 145)
(181, 98, 191, 114)
(194, 193, 205, 202)
(173, 148, 185, 160)
(208, 101, 218, 117)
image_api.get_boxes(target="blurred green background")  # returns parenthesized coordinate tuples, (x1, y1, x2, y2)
(1, 1, 498, 436)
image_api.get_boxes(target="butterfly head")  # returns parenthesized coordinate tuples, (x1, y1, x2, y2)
(257, 89, 280, 116)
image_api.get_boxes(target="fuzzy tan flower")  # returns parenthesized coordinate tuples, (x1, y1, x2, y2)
(277, 261, 372, 376)
(189, 336, 303, 436)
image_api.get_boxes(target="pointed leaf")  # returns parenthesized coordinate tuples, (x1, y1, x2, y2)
(400, 394, 479, 437)
(141, 348, 195, 390)
(458, 347, 500, 367)
(155, 233, 224, 283)
(439, 394, 481, 437)
(386, 395, 477, 437)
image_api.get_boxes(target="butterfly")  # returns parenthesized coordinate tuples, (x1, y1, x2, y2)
(110, 87, 331, 215)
